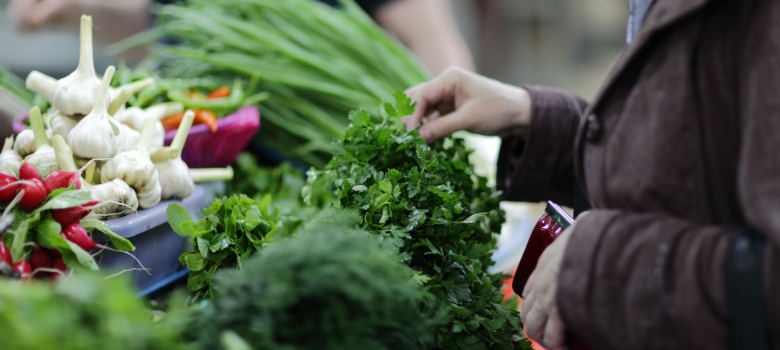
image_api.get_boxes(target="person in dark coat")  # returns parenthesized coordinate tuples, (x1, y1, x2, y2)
(402, 0, 780, 349)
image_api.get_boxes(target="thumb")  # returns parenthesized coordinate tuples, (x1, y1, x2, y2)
(417, 107, 471, 143)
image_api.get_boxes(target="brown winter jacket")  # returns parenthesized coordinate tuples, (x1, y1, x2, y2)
(498, 0, 780, 349)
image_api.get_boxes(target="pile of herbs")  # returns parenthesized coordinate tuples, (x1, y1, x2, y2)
(113, 0, 429, 167)
(305, 92, 528, 349)
(0, 273, 188, 350)
(188, 210, 443, 350)
(167, 194, 305, 301)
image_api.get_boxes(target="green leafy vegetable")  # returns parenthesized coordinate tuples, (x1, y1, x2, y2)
(80, 218, 135, 252)
(0, 273, 188, 350)
(307, 91, 529, 349)
(188, 210, 442, 350)
(168, 194, 302, 300)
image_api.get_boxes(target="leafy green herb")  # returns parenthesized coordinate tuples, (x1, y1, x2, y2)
(0, 273, 188, 350)
(189, 210, 443, 350)
(80, 218, 135, 252)
(168, 194, 303, 300)
(307, 91, 529, 349)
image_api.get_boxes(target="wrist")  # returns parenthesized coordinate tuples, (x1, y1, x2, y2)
(501, 85, 532, 138)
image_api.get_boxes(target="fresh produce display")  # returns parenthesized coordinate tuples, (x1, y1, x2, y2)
(0, 273, 188, 350)
(305, 92, 528, 349)
(114, 0, 429, 167)
(13, 15, 235, 221)
(188, 211, 442, 350)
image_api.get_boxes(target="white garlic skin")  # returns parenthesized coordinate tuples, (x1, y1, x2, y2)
(157, 159, 194, 199)
(68, 118, 118, 159)
(114, 107, 165, 148)
(88, 179, 139, 220)
(100, 150, 161, 209)
(0, 149, 22, 175)
(13, 130, 36, 157)
(115, 123, 141, 152)
(49, 111, 82, 140)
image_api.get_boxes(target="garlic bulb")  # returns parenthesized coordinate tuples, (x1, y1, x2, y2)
(115, 102, 182, 148)
(155, 110, 195, 199)
(88, 179, 140, 220)
(24, 106, 58, 176)
(13, 129, 35, 158)
(0, 136, 22, 175)
(49, 110, 82, 140)
(101, 118, 161, 209)
(67, 65, 118, 159)
(115, 123, 141, 152)
(52, 134, 138, 219)
(50, 15, 106, 116)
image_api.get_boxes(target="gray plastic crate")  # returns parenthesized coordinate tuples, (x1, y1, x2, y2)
(94, 184, 216, 291)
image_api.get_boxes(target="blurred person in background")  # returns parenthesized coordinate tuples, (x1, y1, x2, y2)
(6, 0, 473, 75)
(403, 0, 780, 349)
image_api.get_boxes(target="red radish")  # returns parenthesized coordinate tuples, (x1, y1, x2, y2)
(51, 199, 100, 226)
(52, 258, 67, 271)
(0, 173, 18, 204)
(61, 222, 98, 251)
(46, 248, 62, 259)
(30, 245, 52, 270)
(68, 175, 82, 189)
(19, 162, 41, 180)
(13, 260, 32, 280)
(0, 241, 11, 265)
(43, 170, 79, 194)
(19, 178, 47, 212)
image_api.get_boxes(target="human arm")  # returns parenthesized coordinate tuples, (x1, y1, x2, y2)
(369, 0, 474, 75)
(402, 67, 586, 206)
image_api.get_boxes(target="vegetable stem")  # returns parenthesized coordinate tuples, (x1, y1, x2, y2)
(85, 161, 95, 184)
(24, 71, 55, 102)
(170, 110, 195, 153)
(51, 135, 77, 172)
(108, 89, 132, 116)
(136, 117, 156, 154)
(77, 16, 95, 77)
(28, 107, 49, 149)
(3, 136, 13, 152)
(190, 166, 234, 183)
(146, 102, 184, 120)
(150, 147, 179, 163)
(90, 66, 115, 116)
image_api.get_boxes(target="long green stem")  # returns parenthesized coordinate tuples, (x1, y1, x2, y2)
(28, 106, 49, 150)
(170, 110, 195, 152)
(51, 135, 77, 172)
(190, 166, 233, 183)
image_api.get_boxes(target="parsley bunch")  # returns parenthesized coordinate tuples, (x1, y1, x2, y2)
(306, 92, 528, 349)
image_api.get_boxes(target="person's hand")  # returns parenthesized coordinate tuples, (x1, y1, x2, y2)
(401, 66, 532, 143)
(8, 0, 87, 30)
(521, 223, 575, 350)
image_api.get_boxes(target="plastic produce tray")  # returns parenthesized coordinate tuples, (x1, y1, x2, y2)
(93, 184, 214, 291)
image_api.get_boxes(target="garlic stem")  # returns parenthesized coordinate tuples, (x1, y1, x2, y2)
(190, 166, 234, 183)
(92, 66, 114, 117)
(85, 161, 96, 184)
(146, 102, 184, 120)
(150, 147, 179, 163)
(51, 135, 78, 172)
(25, 71, 56, 102)
(115, 78, 154, 97)
(108, 89, 132, 116)
(136, 117, 156, 154)
(76, 15, 95, 78)
(2, 136, 13, 152)
(170, 110, 195, 153)
(28, 107, 49, 150)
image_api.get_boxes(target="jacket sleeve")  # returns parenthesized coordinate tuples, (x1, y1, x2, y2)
(496, 85, 586, 206)
(556, 4, 780, 349)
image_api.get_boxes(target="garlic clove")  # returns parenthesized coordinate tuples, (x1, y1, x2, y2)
(13, 129, 35, 158)
(88, 179, 140, 219)
(0, 136, 22, 175)
(49, 110, 83, 140)
(157, 159, 194, 199)
(50, 15, 106, 116)
(67, 65, 118, 159)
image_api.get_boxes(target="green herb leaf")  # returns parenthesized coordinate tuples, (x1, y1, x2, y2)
(65, 241, 99, 271)
(166, 203, 194, 237)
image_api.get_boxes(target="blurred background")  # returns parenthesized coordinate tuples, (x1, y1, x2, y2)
(0, 0, 629, 272)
